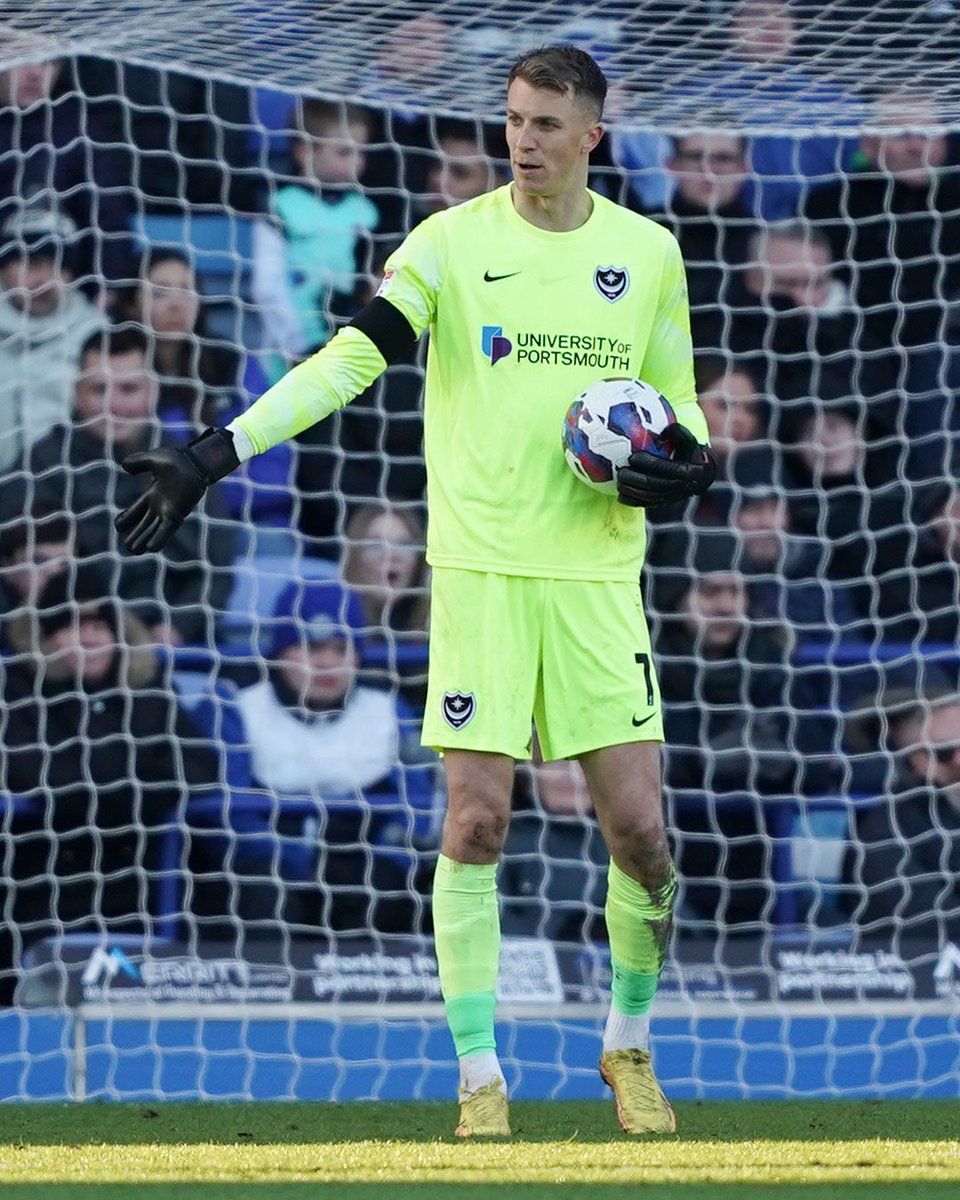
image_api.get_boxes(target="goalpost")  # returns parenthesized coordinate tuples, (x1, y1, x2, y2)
(2, 0, 960, 1102)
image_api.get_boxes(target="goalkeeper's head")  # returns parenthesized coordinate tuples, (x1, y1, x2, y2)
(505, 45, 606, 199)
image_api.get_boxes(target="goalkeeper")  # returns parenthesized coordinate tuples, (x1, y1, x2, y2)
(116, 45, 715, 1137)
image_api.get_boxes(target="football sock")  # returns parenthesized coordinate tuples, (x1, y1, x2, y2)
(603, 858, 676, 1053)
(457, 1050, 504, 1098)
(433, 854, 501, 1068)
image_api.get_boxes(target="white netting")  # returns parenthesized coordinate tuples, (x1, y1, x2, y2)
(1, 1, 960, 1102)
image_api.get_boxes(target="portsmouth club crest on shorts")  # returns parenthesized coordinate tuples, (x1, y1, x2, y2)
(594, 265, 630, 302)
(442, 691, 476, 729)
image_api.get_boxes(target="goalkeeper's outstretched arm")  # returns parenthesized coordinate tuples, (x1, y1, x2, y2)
(114, 298, 419, 555)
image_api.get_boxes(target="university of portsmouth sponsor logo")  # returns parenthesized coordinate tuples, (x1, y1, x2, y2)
(483, 325, 634, 370)
(594, 265, 630, 302)
(442, 691, 476, 729)
(516, 331, 632, 370)
(481, 325, 513, 365)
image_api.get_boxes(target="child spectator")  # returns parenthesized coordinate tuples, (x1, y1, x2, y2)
(127, 246, 293, 533)
(222, 578, 437, 932)
(252, 99, 379, 379)
(0, 209, 105, 471)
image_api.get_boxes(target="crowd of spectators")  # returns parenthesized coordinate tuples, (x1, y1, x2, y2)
(3, 1, 960, 1000)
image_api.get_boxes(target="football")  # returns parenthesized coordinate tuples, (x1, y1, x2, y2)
(562, 377, 677, 494)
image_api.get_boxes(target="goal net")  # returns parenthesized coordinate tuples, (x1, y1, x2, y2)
(2, 0, 960, 1102)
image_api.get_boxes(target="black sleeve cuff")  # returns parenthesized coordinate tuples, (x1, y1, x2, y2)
(349, 297, 418, 364)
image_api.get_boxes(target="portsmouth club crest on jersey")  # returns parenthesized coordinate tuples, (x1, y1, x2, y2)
(442, 691, 476, 729)
(594, 265, 630, 303)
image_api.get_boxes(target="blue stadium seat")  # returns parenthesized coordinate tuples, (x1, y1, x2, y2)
(132, 212, 255, 282)
(788, 802, 850, 923)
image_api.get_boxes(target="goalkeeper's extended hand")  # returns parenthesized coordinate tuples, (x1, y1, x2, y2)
(616, 423, 717, 509)
(114, 427, 240, 554)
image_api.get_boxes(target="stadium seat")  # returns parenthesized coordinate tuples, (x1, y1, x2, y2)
(788, 802, 850, 924)
(132, 211, 255, 282)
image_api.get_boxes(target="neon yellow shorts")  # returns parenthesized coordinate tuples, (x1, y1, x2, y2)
(421, 567, 664, 761)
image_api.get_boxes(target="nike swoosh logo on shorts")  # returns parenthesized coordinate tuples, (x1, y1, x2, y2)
(483, 270, 521, 282)
(632, 712, 656, 728)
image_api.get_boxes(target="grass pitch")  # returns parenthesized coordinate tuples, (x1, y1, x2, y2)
(0, 1100, 958, 1198)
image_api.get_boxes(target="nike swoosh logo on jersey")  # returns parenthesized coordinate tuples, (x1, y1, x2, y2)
(632, 712, 656, 728)
(483, 270, 521, 282)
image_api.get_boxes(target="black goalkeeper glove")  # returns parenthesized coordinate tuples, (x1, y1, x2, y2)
(616, 423, 717, 509)
(114, 427, 240, 554)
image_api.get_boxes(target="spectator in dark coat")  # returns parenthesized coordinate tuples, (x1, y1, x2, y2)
(620, 0, 861, 221)
(0, 325, 235, 645)
(803, 88, 960, 353)
(873, 483, 960, 647)
(781, 402, 910, 640)
(727, 444, 863, 643)
(69, 56, 260, 214)
(0, 563, 218, 1002)
(0, 54, 133, 286)
(845, 687, 960, 949)
(697, 223, 902, 444)
(649, 122, 757, 346)
(653, 528, 837, 925)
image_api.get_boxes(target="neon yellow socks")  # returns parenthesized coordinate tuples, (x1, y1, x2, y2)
(433, 854, 500, 1058)
(604, 858, 676, 1045)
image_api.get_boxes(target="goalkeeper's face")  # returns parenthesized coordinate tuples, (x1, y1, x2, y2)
(506, 79, 602, 199)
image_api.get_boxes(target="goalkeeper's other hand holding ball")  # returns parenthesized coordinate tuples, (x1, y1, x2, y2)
(616, 423, 717, 509)
(114, 428, 239, 554)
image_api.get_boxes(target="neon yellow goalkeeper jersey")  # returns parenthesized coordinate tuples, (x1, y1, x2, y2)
(236, 183, 706, 581)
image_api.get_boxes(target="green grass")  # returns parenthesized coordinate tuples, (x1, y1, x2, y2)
(0, 1101, 958, 1198)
